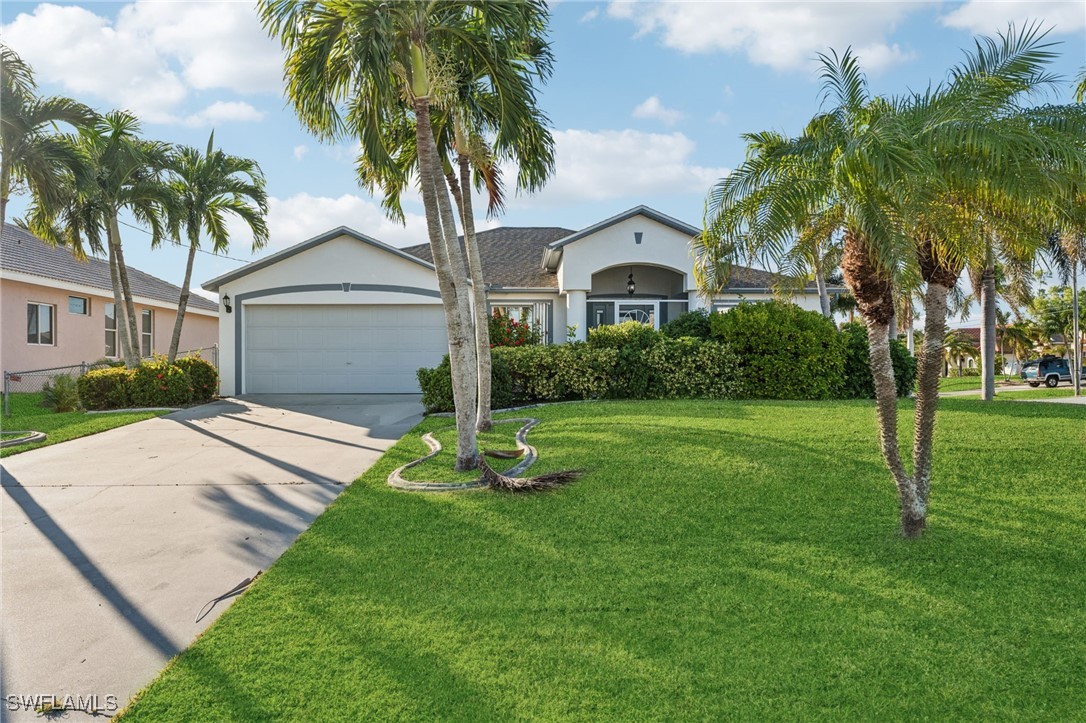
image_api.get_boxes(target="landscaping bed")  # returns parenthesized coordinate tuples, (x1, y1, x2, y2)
(122, 398, 1086, 720)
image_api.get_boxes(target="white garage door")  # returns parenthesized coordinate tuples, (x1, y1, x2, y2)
(245, 304, 448, 393)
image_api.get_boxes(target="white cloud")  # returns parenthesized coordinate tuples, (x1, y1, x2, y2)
(941, 0, 1086, 35)
(293, 145, 309, 161)
(225, 193, 430, 252)
(606, 1, 920, 72)
(1, 1, 282, 122)
(580, 7, 600, 22)
(632, 96, 685, 126)
(506, 129, 727, 206)
(183, 101, 265, 128)
(709, 111, 730, 126)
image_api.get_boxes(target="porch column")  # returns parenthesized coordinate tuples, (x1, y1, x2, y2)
(688, 290, 709, 312)
(566, 290, 587, 342)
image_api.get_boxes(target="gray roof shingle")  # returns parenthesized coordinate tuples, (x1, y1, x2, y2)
(402, 226, 574, 289)
(1, 223, 218, 311)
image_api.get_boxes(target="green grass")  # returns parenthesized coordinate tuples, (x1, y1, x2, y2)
(937, 375, 1018, 392)
(399, 419, 527, 484)
(959, 387, 1076, 400)
(122, 399, 1086, 721)
(0, 392, 165, 457)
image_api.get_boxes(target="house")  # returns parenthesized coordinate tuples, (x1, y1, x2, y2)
(203, 206, 839, 396)
(1, 224, 218, 377)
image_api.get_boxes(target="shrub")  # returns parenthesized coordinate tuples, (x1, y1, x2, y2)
(840, 322, 917, 398)
(660, 309, 713, 339)
(418, 354, 514, 414)
(710, 300, 845, 399)
(645, 338, 741, 399)
(130, 358, 193, 407)
(488, 308, 542, 347)
(40, 375, 82, 412)
(587, 321, 660, 350)
(77, 367, 133, 410)
(174, 355, 219, 403)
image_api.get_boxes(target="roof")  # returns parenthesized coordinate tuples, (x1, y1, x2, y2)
(402, 226, 574, 289)
(202, 226, 435, 292)
(547, 205, 699, 252)
(1, 223, 218, 311)
(721, 265, 828, 293)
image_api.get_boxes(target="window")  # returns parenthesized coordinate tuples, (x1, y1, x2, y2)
(105, 303, 117, 357)
(141, 309, 153, 357)
(68, 296, 89, 315)
(27, 303, 55, 345)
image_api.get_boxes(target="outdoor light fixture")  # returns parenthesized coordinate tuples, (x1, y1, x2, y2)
(222, 293, 232, 313)
(627, 268, 636, 296)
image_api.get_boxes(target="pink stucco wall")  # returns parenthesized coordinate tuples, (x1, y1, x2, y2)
(1, 278, 218, 374)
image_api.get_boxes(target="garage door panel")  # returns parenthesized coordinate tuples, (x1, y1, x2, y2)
(245, 304, 447, 393)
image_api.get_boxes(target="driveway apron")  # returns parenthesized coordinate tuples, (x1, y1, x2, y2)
(1, 395, 422, 722)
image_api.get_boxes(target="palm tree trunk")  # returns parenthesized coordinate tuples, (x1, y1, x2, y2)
(449, 156, 494, 431)
(110, 216, 143, 366)
(913, 281, 951, 515)
(413, 97, 478, 471)
(980, 257, 997, 401)
(168, 236, 199, 363)
(0, 161, 10, 230)
(107, 216, 139, 366)
(107, 237, 131, 362)
(813, 254, 832, 318)
(868, 319, 925, 536)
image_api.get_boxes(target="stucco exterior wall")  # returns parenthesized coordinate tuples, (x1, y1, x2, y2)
(1, 278, 218, 376)
(213, 233, 443, 396)
(557, 216, 695, 292)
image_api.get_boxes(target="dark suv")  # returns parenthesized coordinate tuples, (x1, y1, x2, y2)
(1021, 357, 1073, 388)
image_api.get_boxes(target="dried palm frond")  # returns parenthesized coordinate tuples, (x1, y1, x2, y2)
(478, 455, 582, 493)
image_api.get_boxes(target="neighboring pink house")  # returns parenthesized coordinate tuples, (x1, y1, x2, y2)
(1, 224, 218, 377)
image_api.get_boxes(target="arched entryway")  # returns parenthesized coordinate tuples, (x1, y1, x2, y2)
(586, 264, 689, 330)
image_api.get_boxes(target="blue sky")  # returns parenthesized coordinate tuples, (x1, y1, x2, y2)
(3, 1, 1084, 315)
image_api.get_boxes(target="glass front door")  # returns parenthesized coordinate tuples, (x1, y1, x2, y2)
(618, 303, 655, 327)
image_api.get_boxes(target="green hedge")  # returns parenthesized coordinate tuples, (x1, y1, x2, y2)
(839, 322, 918, 398)
(418, 354, 514, 415)
(77, 357, 220, 410)
(660, 309, 713, 339)
(77, 367, 133, 410)
(710, 300, 845, 400)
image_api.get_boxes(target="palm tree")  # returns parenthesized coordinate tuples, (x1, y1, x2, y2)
(942, 330, 979, 376)
(1075, 67, 1085, 103)
(260, 0, 552, 470)
(165, 133, 269, 362)
(25, 111, 173, 366)
(0, 44, 94, 229)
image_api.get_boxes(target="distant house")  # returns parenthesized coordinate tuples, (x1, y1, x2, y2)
(204, 205, 840, 396)
(1, 224, 218, 375)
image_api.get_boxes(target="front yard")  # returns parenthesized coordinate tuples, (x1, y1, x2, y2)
(0, 393, 166, 457)
(122, 398, 1086, 720)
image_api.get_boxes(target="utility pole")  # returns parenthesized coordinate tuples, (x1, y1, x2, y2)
(1074, 260, 1081, 398)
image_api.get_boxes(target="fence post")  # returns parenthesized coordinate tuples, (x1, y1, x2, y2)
(81, 362, 88, 377)
(3, 372, 9, 417)
(213, 343, 219, 369)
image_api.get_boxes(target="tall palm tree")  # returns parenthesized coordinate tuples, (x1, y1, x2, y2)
(0, 44, 94, 229)
(942, 330, 979, 376)
(1075, 68, 1085, 103)
(260, 0, 552, 470)
(165, 133, 269, 362)
(25, 111, 173, 366)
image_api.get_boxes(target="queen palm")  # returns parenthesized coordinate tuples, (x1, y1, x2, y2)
(260, 0, 552, 469)
(0, 44, 94, 229)
(25, 111, 173, 366)
(164, 133, 269, 362)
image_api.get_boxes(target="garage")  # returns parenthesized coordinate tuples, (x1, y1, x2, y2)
(244, 304, 448, 393)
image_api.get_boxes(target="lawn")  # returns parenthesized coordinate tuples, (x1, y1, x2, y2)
(960, 388, 1076, 400)
(122, 399, 1086, 720)
(0, 392, 166, 457)
(937, 375, 1017, 392)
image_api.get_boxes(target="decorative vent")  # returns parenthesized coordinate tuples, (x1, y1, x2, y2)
(634, 232, 643, 245)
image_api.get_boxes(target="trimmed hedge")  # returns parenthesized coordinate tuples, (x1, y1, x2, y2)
(77, 357, 219, 410)
(660, 309, 713, 340)
(175, 356, 219, 403)
(840, 322, 917, 398)
(710, 300, 845, 400)
(77, 367, 133, 410)
(419, 338, 741, 413)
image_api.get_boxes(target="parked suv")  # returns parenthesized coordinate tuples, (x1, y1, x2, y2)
(1021, 357, 1074, 388)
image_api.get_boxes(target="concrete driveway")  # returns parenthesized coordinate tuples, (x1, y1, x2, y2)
(1, 395, 422, 721)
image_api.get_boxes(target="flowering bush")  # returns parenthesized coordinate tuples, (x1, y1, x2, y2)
(77, 367, 133, 410)
(488, 308, 542, 347)
(129, 356, 193, 407)
(174, 355, 219, 403)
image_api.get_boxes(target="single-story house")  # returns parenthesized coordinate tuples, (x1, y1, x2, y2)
(204, 206, 838, 396)
(1, 223, 219, 377)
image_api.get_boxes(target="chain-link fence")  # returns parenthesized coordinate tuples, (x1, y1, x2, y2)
(3, 345, 218, 416)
